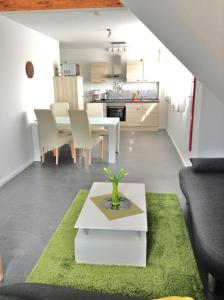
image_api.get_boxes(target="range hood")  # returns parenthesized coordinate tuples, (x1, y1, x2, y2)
(112, 55, 122, 78)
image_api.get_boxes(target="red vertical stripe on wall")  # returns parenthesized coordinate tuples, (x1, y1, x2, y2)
(189, 77, 197, 151)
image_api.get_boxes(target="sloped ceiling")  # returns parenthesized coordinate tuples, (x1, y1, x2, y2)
(122, 0, 224, 101)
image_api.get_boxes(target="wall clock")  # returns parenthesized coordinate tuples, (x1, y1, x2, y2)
(25, 61, 34, 78)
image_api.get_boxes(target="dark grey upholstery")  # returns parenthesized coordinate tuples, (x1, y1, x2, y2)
(0, 296, 27, 300)
(0, 283, 145, 300)
(179, 166, 224, 281)
(190, 158, 224, 172)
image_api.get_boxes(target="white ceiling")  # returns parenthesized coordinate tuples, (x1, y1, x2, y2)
(2, 8, 164, 50)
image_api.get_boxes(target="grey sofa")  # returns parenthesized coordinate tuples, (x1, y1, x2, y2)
(179, 158, 224, 292)
(0, 283, 145, 300)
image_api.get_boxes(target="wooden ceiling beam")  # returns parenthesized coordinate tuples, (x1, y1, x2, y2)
(0, 0, 123, 12)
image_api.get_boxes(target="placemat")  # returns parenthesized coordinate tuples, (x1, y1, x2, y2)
(90, 193, 144, 220)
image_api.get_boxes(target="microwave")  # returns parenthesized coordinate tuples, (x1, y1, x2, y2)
(61, 63, 80, 76)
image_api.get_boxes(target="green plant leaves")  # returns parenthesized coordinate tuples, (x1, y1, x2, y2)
(103, 167, 128, 183)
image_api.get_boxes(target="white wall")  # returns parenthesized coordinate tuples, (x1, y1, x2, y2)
(0, 16, 60, 186)
(165, 66, 224, 165)
(60, 47, 167, 128)
(197, 86, 224, 157)
(161, 52, 199, 166)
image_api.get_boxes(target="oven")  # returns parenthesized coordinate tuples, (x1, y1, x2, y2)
(107, 105, 126, 121)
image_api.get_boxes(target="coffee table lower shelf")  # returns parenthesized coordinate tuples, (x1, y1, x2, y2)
(75, 229, 147, 267)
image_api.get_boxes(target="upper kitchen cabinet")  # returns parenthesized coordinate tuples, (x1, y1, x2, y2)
(53, 76, 84, 109)
(126, 60, 160, 82)
(91, 62, 109, 83)
(143, 61, 160, 82)
(126, 61, 143, 82)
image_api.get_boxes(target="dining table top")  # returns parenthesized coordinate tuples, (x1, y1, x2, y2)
(55, 116, 120, 126)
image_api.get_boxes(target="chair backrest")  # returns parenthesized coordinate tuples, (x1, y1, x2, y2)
(50, 102, 69, 117)
(87, 103, 104, 117)
(68, 110, 91, 148)
(34, 109, 58, 148)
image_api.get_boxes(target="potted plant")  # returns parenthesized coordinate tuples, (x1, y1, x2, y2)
(104, 167, 128, 210)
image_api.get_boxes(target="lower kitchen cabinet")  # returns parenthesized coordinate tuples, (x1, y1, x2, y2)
(126, 103, 159, 129)
(126, 103, 142, 126)
(141, 103, 159, 127)
(89, 102, 159, 130)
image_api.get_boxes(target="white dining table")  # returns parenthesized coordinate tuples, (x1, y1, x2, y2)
(31, 116, 120, 164)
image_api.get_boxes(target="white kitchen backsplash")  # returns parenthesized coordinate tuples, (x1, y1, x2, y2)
(107, 83, 159, 100)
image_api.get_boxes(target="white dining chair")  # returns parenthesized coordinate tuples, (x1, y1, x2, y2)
(34, 109, 72, 165)
(50, 102, 69, 117)
(68, 110, 104, 166)
(50, 102, 71, 134)
(87, 103, 108, 136)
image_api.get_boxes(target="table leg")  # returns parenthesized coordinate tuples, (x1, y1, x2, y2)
(108, 126, 116, 163)
(31, 123, 41, 162)
(116, 122, 120, 153)
(0, 256, 3, 282)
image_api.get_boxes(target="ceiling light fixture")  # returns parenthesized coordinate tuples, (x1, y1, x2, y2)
(107, 42, 126, 53)
(93, 10, 100, 16)
(106, 28, 112, 38)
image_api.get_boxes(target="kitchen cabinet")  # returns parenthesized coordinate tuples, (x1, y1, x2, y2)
(88, 102, 159, 130)
(126, 103, 142, 126)
(143, 61, 160, 82)
(102, 103, 106, 117)
(53, 76, 84, 109)
(91, 62, 109, 83)
(126, 103, 159, 128)
(141, 103, 159, 127)
(126, 60, 160, 82)
(126, 61, 143, 82)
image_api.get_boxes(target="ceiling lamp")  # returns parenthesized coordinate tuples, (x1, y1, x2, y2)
(107, 42, 126, 53)
(106, 28, 112, 38)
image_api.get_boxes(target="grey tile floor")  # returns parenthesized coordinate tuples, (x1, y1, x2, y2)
(0, 130, 222, 299)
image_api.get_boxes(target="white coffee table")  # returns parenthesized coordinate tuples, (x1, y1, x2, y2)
(74, 182, 148, 267)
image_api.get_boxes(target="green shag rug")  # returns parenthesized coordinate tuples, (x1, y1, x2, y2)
(26, 190, 204, 300)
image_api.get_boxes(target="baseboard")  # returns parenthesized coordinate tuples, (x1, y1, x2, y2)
(121, 127, 159, 131)
(0, 159, 34, 188)
(166, 129, 189, 167)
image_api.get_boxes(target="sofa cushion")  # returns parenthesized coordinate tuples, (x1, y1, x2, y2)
(179, 167, 224, 280)
(0, 283, 144, 300)
(0, 296, 27, 300)
(190, 158, 224, 172)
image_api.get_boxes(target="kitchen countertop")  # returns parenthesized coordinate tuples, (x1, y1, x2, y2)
(90, 99, 159, 104)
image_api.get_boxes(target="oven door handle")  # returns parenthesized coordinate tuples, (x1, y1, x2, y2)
(107, 106, 125, 109)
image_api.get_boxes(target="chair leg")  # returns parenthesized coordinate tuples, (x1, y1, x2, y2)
(69, 142, 74, 159)
(73, 148, 77, 163)
(0, 256, 3, 282)
(88, 148, 92, 166)
(41, 147, 45, 163)
(55, 148, 59, 165)
(82, 148, 85, 159)
(100, 139, 104, 160)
